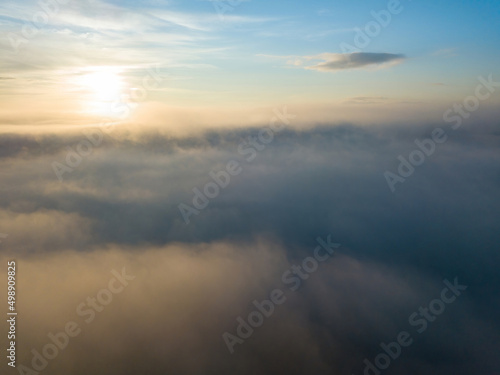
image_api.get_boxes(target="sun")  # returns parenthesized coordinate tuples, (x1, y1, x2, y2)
(82, 71, 122, 101)
(73, 68, 125, 117)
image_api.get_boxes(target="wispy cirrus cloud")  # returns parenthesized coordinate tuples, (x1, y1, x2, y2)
(432, 47, 458, 57)
(344, 96, 391, 104)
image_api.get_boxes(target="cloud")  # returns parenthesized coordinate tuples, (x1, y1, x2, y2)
(306, 52, 406, 72)
(432, 48, 458, 57)
(0, 241, 486, 375)
(0, 120, 499, 374)
(260, 52, 406, 72)
(344, 96, 391, 104)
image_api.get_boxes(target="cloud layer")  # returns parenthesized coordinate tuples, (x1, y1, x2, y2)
(0, 118, 499, 374)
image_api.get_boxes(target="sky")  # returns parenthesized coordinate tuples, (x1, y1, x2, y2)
(0, 1, 500, 375)
(0, 0, 499, 131)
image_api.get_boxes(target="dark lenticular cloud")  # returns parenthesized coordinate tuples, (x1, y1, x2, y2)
(308, 52, 406, 71)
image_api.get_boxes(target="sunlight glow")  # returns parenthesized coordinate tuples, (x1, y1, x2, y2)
(73, 68, 125, 117)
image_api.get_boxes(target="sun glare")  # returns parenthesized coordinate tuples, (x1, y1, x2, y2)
(73, 68, 125, 117)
